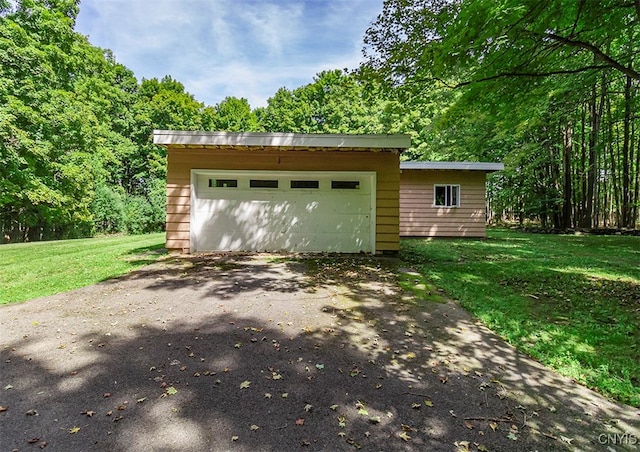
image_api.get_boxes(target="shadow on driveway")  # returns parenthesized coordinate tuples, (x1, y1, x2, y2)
(1, 254, 638, 451)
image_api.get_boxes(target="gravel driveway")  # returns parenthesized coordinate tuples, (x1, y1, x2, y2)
(1, 254, 638, 451)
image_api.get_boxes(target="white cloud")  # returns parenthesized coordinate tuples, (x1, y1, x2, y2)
(75, 0, 383, 108)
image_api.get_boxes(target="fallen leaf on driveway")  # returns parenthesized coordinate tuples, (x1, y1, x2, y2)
(166, 386, 178, 396)
(81, 410, 95, 417)
(0, 406, 7, 412)
(295, 418, 305, 425)
(250, 424, 259, 431)
(304, 404, 313, 413)
(231, 436, 239, 441)
(399, 431, 411, 441)
(240, 381, 251, 389)
(68, 426, 80, 434)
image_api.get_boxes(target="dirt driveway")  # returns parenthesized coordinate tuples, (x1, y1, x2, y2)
(1, 254, 638, 451)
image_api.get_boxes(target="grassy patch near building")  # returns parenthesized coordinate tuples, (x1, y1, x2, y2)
(0, 233, 165, 305)
(401, 229, 640, 407)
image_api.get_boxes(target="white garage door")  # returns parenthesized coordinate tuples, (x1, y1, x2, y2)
(191, 170, 376, 253)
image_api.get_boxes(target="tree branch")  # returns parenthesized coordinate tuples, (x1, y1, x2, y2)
(545, 32, 640, 80)
(445, 64, 612, 88)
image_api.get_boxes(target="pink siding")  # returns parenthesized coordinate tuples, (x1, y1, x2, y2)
(400, 170, 487, 237)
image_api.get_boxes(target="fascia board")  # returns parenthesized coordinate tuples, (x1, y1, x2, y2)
(153, 130, 411, 149)
(400, 161, 504, 172)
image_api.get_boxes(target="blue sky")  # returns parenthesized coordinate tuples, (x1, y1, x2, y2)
(75, 0, 384, 108)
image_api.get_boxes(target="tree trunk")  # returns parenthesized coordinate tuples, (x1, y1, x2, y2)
(621, 75, 633, 228)
(562, 123, 573, 228)
(585, 81, 602, 228)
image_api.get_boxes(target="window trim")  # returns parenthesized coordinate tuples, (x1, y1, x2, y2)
(433, 184, 460, 208)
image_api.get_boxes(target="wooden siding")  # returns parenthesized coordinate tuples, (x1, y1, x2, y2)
(166, 146, 401, 253)
(399, 170, 487, 237)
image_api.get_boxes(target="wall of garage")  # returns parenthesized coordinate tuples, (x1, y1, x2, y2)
(166, 146, 401, 253)
(399, 170, 487, 237)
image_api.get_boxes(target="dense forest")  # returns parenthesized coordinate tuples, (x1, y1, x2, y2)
(1, 0, 638, 242)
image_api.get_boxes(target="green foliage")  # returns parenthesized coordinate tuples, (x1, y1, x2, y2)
(401, 230, 640, 407)
(90, 183, 126, 234)
(213, 96, 260, 131)
(363, 0, 640, 228)
(0, 3, 211, 241)
(258, 70, 386, 134)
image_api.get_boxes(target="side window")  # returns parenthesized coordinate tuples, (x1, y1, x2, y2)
(250, 179, 279, 188)
(331, 181, 360, 189)
(434, 184, 460, 207)
(209, 179, 237, 188)
(291, 180, 319, 189)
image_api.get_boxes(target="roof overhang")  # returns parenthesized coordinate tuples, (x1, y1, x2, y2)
(400, 161, 504, 172)
(153, 130, 411, 150)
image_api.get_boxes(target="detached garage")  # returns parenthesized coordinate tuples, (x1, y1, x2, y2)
(154, 131, 411, 254)
(399, 161, 504, 238)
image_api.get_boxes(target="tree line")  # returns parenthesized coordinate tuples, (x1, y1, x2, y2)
(1, 0, 638, 243)
(364, 0, 640, 230)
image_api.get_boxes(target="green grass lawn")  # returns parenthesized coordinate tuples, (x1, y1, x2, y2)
(0, 233, 166, 305)
(401, 229, 640, 407)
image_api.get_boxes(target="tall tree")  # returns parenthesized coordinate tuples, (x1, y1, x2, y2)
(363, 0, 640, 229)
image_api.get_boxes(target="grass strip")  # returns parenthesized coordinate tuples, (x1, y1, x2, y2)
(400, 229, 640, 407)
(0, 233, 166, 305)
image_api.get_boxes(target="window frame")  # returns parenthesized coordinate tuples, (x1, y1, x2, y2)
(433, 184, 460, 208)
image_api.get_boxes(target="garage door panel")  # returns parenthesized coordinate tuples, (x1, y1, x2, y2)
(192, 170, 375, 253)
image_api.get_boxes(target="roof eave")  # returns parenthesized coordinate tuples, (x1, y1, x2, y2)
(400, 161, 504, 172)
(153, 130, 411, 150)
